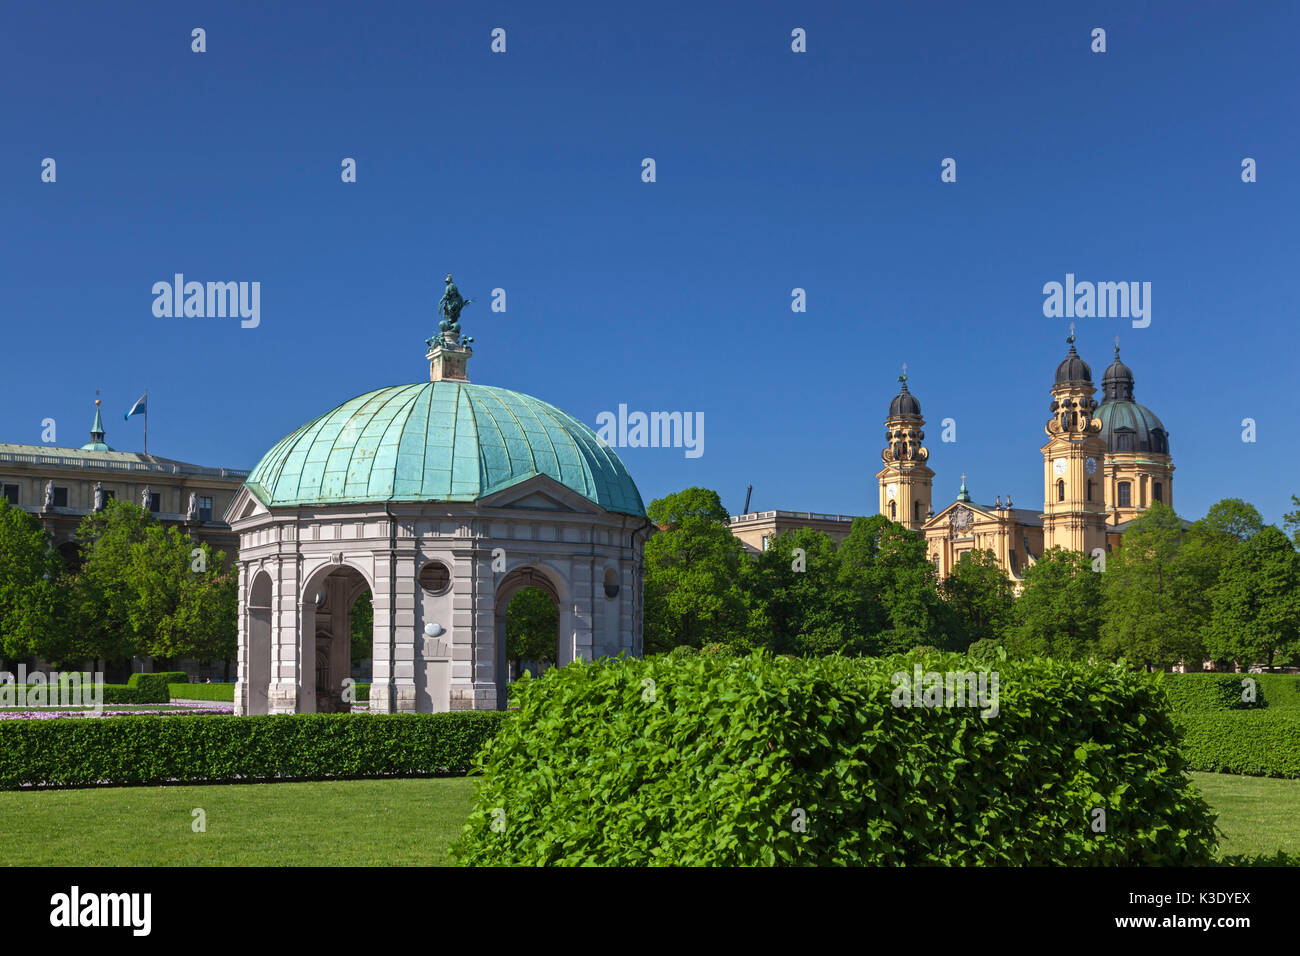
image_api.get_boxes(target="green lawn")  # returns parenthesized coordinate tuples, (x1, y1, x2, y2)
(1191, 771, 1300, 863)
(0, 777, 477, 866)
(0, 772, 1295, 866)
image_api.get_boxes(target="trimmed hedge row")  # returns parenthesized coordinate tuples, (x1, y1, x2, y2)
(1160, 673, 1262, 713)
(166, 681, 371, 703)
(1175, 712, 1300, 778)
(0, 712, 507, 788)
(454, 651, 1217, 866)
(8, 684, 166, 705)
(127, 672, 187, 700)
(168, 682, 234, 702)
(1254, 673, 1300, 711)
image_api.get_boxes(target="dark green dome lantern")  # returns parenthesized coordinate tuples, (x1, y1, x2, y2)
(1096, 343, 1170, 455)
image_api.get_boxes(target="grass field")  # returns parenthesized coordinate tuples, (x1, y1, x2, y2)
(0, 772, 1295, 866)
(0, 777, 476, 866)
(1190, 771, 1300, 862)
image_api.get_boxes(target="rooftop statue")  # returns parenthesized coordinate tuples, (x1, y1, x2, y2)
(438, 274, 472, 325)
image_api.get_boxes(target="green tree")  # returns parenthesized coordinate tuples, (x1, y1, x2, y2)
(506, 587, 558, 673)
(1283, 494, 1300, 546)
(1004, 547, 1101, 660)
(938, 549, 1015, 650)
(350, 591, 373, 666)
(0, 499, 65, 664)
(1099, 503, 1209, 669)
(643, 488, 747, 653)
(1205, 525, 1300, 670)
(837, 515, 947, 653)
(1195, 498, 1264, 545)
(69, 500, 235, 665)
(742, 527, 854, 655)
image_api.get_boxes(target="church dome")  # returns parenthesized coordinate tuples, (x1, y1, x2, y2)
(1097, 347, 1169, 455)
(1054, 338, 1093, 385)
(244, 381, 645, 516)
(889, 376, 921, 418)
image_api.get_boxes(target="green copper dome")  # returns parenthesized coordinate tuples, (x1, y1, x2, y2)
(244, 381, 645, 517)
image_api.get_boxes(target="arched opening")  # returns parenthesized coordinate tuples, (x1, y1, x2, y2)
(912, 500, 921, 524)
(494, 567, 561, 710)
(299, 564, 370, 713)
(1056, 479, 1065, 502)
(889, 501, 897, 519)
(1153, 481, 1163, 504)
(247, 571, 273, 715)
(506, 588, 559, 680)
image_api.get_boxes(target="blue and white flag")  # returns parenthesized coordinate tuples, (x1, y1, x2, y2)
(124, 393, 147, 420)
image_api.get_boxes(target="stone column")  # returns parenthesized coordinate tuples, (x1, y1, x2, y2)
(234, 561, 249, 715)
(268, 554, 301, 713)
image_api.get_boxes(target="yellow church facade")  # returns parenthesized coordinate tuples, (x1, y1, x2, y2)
(877, 336, 1174, 584)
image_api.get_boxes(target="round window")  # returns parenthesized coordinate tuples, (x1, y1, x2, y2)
(419, 560, 452, 595)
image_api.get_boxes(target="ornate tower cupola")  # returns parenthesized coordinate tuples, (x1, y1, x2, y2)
(876, 364, 934, 531)
(1100, 343, 1135, 403)
(1040, 328, 1108, 557)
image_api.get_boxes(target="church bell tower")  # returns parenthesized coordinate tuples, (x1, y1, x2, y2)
(877, 366, 934, 531)
(1040, 330, 1108, 557)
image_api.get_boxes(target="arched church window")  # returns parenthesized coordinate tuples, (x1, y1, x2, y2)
(1118, 482, 1132, 508)
(1153, 481, 1163, 504)
(1086, 479, 1094, 502)
(1057, 479, 1065, 502)
(913, 501, 921, 523)
(890, 501, 897, 519)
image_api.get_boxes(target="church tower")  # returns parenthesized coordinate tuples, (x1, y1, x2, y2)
(1040, 331, 1108, 556)
(1096, 342, 1174, 527)
(876, 367, 934, 531)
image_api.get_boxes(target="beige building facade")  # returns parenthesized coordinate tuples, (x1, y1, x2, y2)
(0, 401, 246, 567)
(729, 510, 858, 555)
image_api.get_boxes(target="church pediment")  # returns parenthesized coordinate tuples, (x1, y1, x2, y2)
(923, 500, 996, 531)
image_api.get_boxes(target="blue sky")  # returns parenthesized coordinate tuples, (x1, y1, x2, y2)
(2, 1, 1297, 524)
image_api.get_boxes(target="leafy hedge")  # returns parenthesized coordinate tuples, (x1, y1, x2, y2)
(454, 651, 1217, 866)
(0, 712, 506, 788)
(1160, 673, 1262, 713)
(1254, 673, 1300, 711)
(168, 682, 234, 702)
(1175, 712, 1300, 778)
(8, 684, 163, 705)
(127, 672, 187, 700)
(165, 681, 370, 703)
